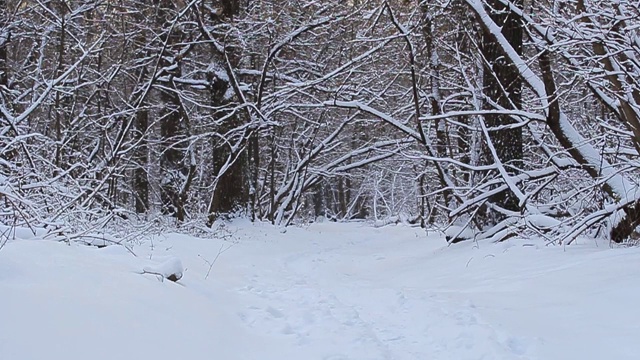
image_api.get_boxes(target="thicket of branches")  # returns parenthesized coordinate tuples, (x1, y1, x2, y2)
(1, 0, 639, 244)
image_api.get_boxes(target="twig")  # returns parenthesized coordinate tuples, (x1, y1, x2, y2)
(199, 242, 235, 280)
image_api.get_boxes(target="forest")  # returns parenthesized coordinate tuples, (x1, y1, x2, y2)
(1, 0, 639, 244)
(4, 2, 640, 359)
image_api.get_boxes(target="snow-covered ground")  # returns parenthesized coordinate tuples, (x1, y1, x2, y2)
(1, 221, 639, 360)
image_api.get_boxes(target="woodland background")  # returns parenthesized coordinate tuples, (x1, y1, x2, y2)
(1, 0, 639, 244)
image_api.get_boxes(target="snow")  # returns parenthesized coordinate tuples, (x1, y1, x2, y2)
(525, 214, 562, 230)
(445, 224, 475, 241)
(0, 224, 47, 240)
(2, 221, 640, 359)
(142, 256, 184, 281)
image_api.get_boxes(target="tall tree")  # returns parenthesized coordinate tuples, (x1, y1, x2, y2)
(480, 0, 524, 217)
(203, 0, 249, 224)
(0, 0, 6, 91)
(0, 0, 13, 172)
(156, 0, 192, 221)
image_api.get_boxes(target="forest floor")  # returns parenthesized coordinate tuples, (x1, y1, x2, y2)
(1, 220, 639, 359)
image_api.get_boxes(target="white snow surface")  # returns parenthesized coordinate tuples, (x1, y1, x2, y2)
(142, 256, 184, 281)
(0, 224, 47, 240)
(1, 220, 639, 360)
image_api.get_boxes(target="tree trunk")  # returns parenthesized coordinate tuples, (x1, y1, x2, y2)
(0, 0, 14, 167)
(53, 0, 68, 174)
(156, 0, 188, 219)
(0, 0, 6, 91)
(268, 129, 277, 223)
(419, 1, 452, 212)
(480, 0, 523, 214)
(132, 9, 149, 214)
(133, 102, 149, 214)
(205, 2, 248, 224)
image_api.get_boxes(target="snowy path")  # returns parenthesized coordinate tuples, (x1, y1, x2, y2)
(3, 221, 640, 359)
(219, 225, 532, 360)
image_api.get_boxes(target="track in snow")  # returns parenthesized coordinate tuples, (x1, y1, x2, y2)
(223, 223, 535, 360)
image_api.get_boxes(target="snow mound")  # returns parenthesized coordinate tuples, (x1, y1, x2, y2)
(0, 224, 47, 240)
(526, 214, 562, 231)
(0, 240, 266, 360)
(445, 224, 475, 242)
(142, 256, 184, 282)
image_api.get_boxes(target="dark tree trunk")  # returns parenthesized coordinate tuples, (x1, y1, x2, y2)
(53, 0, 68, 174)
(208, 137, 247, 222)
(159, 89, 187, 218)
(0, 0, 6, 91)
(313, 182, 325, 219)
(417, 166, 426, 228)
(156, 0, 188, 220)
(206, 65, 248, 223)
(206, 1, 248, 224)
(133, 103, 149, 214)
(0, 0, 13, 167)
(248, 132, 259, 221)
(481, 0, 523, 214)
(337, 178, 347, 218)
(0, 0, 8, 133)
(457, 115, 471, 183)
(132, 9, 149, 214)
(267, 129, 277, 223)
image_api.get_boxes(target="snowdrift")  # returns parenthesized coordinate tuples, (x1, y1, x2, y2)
(1, 221, 639, 359)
